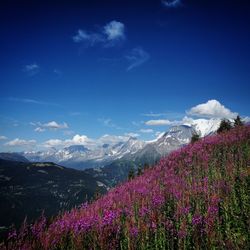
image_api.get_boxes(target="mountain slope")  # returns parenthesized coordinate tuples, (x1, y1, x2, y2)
(4, 126, 250, 249)
(0, 153, 29, 163)
(0, 159, 109, 239)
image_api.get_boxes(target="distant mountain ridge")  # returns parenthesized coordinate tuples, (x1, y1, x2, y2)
(0, 153, 29, 163)
(6, 118, 221, 170)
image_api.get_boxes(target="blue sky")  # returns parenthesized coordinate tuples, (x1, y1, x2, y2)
(0, 0, 250, 151)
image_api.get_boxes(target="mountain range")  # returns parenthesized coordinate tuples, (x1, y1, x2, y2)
(20, 118, 221, 170)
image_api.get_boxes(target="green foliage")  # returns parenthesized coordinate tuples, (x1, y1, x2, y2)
(137, 165, 143, 176)
(217, 119, 232, 133)
(234, 115, 244, 127)
(128, 166, 135, 180)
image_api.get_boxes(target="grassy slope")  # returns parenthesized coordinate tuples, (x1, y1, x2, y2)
(2, 126, 250, 250)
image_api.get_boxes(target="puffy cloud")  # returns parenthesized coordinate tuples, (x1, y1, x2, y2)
(5, 138, 36, 147)
(43, 121, 68, 129)
(32, 121, 68, 132)
(43, 134, 95, 149)
(43, 139, 63, 148)
(23, 63, 40, 76)
(126, 47, 150, 71)
(69, 134, 93, 145)
(187, 100, 238, 119)
(72, 20, 125, 47)
(162, 0, 182, 8)
(139, 129, 154, 133)
(103, 20, 125, 41)
(42, 133, 135, 150)
(145, 119, 172, 126)
(0, 136, 7, 140)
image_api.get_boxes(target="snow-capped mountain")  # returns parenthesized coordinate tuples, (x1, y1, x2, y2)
(152, 125, 195, 155)
(183, 118, 221, 137)
(22, 118, 221, 170)
(63, 145, 90, 154)
(23, 137, 146, 170)
(126, 119, 220, 163)
(114, 137, 145, 159)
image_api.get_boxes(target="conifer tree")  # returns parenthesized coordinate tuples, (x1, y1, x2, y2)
(128, 167, 135, 180)
(217, 119, 232, 133)
(234, 115, 243, 127)
(137, 165, 143, 176)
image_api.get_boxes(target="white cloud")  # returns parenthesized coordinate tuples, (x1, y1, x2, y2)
(145, 119, 172, 126)
(69, 134, 93, 145)
(140, 129, 154, 133)
(162, 0, 182, 8)
(32, 121, 69, 132)
(141, 112, 169, 117)
(124, 132, 140, 138)
(43, 134, 95, 149)
(34, 127, 45, 132)
(23, 63, 40, 76)
(187, 100, 238, 119)
(126, 47, 150, 71)
(72, 29, 104, 45)
(43, 139, 64, 148)
(103, 20, 125, 41)
(42, 133, 138, 150)
(0, 136, 7, 140)
(5, 138, 36, 147)
(72, 20, 125, 47)
(43, 121, 68, 129)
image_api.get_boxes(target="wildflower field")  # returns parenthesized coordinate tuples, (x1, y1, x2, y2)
(2, 126, 250, 250)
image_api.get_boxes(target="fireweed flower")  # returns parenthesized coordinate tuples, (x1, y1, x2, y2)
(192, 214, 203, 225)
(102, 210, 117, 226)
(130, 226, 139, 237)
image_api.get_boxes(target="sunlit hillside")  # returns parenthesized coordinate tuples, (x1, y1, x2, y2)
(2, 125, 250, 250)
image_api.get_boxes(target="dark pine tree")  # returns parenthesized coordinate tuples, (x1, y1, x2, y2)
(128, 167, 135, 180)
(217, 119, 232, 133)
(137, 165, 143, 176)
(234, 115, 244, 127)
